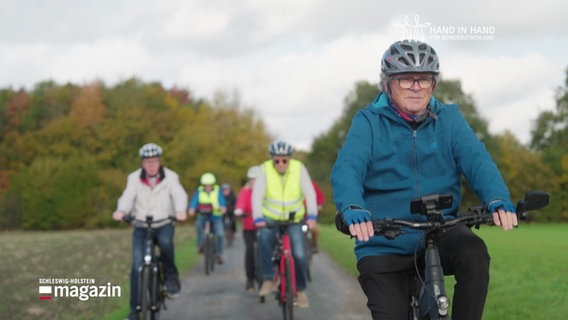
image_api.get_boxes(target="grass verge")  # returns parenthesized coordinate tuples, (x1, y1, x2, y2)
(319, 223, 568, 320)
(0, 225, 196, 320)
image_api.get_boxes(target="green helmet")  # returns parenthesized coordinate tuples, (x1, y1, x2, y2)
(200, 172, 216, 185)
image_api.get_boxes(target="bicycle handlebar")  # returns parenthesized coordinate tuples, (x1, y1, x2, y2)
(262, 211, 301, 229)
(372, 207, 494, 240)
(336, 190, 550, 237)
(122, 215, 177, 226)
(265, 220, 302, 228)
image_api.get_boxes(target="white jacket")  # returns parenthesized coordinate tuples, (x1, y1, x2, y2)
(117, 167, 188, 228)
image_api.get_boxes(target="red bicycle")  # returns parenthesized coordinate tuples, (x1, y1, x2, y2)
(260, 215, 298, 320)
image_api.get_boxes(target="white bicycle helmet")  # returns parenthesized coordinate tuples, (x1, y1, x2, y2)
(247, 166, 261, 179)
(268, 141, 294, 156)
(139, 143, 163, 159)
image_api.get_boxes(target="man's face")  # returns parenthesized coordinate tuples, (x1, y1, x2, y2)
(141, 157, 161, 177)
(388, 72, 435, 115)
(271, 156, 290, 174)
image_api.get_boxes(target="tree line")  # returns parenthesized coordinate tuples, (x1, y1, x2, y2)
(0, 71, 566, 230)
(0, 79, 272, 229)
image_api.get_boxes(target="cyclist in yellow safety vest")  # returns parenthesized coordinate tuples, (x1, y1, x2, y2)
(188, 172, 227, 264)
(252, 140, 318, 309)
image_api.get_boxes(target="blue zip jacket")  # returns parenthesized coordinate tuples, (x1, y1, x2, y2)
(331, 92, 511, 260)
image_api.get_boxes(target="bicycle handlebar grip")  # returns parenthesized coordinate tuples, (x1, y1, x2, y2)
(335, 212, 351, 235)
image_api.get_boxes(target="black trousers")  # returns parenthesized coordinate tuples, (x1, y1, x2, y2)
(357, 224, 490, 320)
(243, 230, 257, 283)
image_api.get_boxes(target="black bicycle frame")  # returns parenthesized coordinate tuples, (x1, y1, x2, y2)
(417, 228, 450, 319)
(124, 215, 174, 316)
(138, 216, 160, 312)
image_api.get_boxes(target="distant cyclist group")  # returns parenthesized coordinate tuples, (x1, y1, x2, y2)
(111, 39, 538, 320)
(113, 140, 321, 320)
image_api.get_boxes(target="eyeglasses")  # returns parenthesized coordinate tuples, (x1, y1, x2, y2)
(392, 77, 435, 89)
(273, 159, 288, 165)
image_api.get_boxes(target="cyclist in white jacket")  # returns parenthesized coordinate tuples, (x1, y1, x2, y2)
(112, 143, 188, 320)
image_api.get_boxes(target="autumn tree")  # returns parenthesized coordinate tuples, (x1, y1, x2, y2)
(0, 79, 273, 229)
(530, 67, 568, 220)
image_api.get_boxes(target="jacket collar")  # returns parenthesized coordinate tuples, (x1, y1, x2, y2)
(140, 166, 165, 184)
(369, 92, 440, 121)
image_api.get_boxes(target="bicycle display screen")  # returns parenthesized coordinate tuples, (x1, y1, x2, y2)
(410, 194, 453, 215)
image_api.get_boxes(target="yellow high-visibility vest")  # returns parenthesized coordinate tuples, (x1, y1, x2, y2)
(198, 185, 222, 216)
(261, 159, 305, 222)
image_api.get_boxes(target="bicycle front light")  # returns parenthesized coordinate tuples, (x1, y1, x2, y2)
(144, 255, 151, 264)
(301, 224, 308, 232)
(437, 296, 450, 315)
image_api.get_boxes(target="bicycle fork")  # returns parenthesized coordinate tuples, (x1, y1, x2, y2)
(419, 240, 450, 319)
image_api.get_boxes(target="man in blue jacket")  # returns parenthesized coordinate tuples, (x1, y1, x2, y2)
(331, 40, 517, 320)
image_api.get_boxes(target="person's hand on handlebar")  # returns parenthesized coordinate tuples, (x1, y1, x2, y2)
(488, 199, 517, 231)
(112, 210, 126, 222)
(175, 211, 187, 222)
(254, 217, 267, 228)
(305, 214, 318, 229)
(343, 208, 374, 241)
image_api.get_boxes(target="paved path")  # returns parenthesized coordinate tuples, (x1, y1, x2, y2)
(161, 232, 370, 319)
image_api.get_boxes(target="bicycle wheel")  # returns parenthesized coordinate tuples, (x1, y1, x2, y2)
(204, 234, 213, 275)
(282, 257, 294, 320)
(225, 218, 234, 247)
(140, 266, 152, 320)
(151, 265, 162, 318)
(210, 235, 216, 272)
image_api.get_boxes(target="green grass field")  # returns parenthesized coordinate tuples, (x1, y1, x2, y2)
(0, 225, 197, 320)
(319, 223, 568, 320)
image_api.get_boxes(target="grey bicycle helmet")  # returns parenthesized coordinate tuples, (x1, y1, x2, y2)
(381, 40, 440, 76)
(139, 143, 163, 159)
(268, 141, 293, 156)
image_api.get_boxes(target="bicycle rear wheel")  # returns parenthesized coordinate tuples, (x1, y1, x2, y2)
(282, 257, 294, 320)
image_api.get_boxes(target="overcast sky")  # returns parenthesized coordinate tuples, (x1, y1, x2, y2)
(1, 0, 566, 150)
